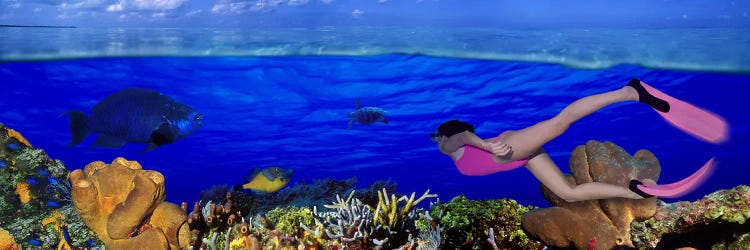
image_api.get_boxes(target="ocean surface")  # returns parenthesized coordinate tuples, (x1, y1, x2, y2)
(0, 27, 748, 208)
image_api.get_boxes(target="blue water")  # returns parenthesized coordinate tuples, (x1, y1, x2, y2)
(0, 28, 749, 208)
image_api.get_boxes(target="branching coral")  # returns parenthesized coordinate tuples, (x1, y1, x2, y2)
(313, 190, 375, 248)
(306, 189, 437, 249)
(372, 188, 436, 230)
(416, 221, 442, 250)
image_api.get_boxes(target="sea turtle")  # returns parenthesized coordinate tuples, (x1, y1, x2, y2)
(347, 99, 388, 129)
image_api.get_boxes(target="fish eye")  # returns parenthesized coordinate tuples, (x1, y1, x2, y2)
(194, 114, 203, 120)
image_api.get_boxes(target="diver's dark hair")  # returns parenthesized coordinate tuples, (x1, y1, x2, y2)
(433, 119, 475, 138)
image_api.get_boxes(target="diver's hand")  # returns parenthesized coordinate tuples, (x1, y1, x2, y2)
(486, 141, 513, 157)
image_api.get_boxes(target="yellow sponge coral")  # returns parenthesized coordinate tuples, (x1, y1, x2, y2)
(70, 157, 190, 250)
(6, 128, 32, 147)
(0, 227, 21, 250)
(14, 182, 31, 204)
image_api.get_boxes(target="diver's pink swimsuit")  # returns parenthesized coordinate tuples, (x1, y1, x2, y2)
(454, 133, 529, 176)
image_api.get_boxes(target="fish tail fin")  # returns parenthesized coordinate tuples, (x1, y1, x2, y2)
(66, 110, 90, 148)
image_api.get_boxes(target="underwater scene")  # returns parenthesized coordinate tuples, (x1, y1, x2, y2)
(1, 1, 750, 250)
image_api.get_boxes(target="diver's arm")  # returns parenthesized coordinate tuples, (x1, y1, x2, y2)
(439, 131, 490, 154)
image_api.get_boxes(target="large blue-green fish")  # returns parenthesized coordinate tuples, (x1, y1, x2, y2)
(65, 88, 203, 152)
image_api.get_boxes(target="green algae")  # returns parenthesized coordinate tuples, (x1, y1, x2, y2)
(430, 195, 541, 250)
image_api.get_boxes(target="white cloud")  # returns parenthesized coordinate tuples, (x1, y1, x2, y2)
(288, 0, 308, 6)
(351, 8, 363, 18)
(59, 0, 186, 12)
(56, 10, 84, 19)
(211, 1, 251, 14)
(59, 0, 106, 10)
(117, 11, 141, 19)
(211, 0, 286, 14)
(3, 0, 20, 9)
(46, 0, 186, 21)
(319, 0, 332, 4)
(132, 0, 184, 11)
(185, 9, 201, 16)
(106, 2, 122, 11)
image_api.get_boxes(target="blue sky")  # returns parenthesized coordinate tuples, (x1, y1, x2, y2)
(1, 0, 749, 28)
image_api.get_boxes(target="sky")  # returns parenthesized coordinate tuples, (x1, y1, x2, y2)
(0, 0, 749, 28)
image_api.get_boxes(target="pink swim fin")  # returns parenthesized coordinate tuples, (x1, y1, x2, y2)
(627, 79, 729, 144)
(630, 158, 717, 198)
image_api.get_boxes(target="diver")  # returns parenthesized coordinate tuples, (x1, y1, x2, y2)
(432, 78, 728, 201)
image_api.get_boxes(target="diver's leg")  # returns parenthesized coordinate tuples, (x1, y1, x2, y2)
(524, 149, 642, 202)
(499, 86, 638, 160)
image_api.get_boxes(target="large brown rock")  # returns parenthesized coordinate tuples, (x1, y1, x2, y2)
(521, 140, 660, 250)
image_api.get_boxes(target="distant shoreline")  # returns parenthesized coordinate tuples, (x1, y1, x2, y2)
(0, 24, 76, 28)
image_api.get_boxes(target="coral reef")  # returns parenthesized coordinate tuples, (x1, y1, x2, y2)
(184, 186, 437, 250)
(70, 157, 190, 250)
(521, 140, 659, 250)
(5, 124, 749, 250)
(631, 185, 750, 249)
(0, 124, 97, 249)
(41, 210, 72, 250)
(430, 195, 541, 249)
(225, 178, 358, 220)
(226, 177, 397, 218)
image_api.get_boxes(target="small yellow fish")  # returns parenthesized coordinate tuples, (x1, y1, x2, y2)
(238, 166, 293, 193)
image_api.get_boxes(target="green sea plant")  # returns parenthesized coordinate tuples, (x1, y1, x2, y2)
(265, 206, 315, 237)
(631, 185, 750, 249)
(431, 195, 540, 250)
